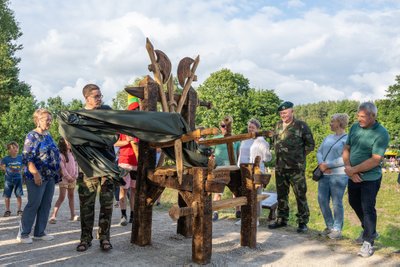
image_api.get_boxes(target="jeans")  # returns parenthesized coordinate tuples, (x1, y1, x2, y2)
(348, 177, 381, 244)
(18, 178, 55, 238)
(318, 174, 348, 231)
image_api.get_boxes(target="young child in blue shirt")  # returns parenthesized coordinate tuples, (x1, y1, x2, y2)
(1, 141, 24, 217)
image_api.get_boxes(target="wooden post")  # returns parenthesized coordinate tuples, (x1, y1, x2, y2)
(177, 87, 198, 237)
(192, 167, 212, 264)
(239, 164, 258, 248)
(131, 79, 158, 246)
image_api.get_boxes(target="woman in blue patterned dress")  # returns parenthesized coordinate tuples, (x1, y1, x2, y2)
(17, 108, 61, 244)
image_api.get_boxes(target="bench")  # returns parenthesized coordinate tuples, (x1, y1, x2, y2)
(261, 192, 278, 220)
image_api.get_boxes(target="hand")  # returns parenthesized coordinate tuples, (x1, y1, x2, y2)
(33, 173, 42, 186)
(324, 168, 333, 174)
(319, 162, 329, 172)
(350, 173, 363, 183)
(344, 165, 356, 177)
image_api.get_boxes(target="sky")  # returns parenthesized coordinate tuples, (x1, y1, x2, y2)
(9, 0, 400, 106)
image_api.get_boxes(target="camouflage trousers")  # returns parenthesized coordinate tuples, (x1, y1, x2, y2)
(275, 169, 310, 224)
(78, 175, 115, 243)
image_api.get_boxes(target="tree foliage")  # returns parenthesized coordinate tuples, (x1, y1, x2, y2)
(0, 0, 31, 113)
(0, 95, 36, 156)
(196, 69, 281, 134)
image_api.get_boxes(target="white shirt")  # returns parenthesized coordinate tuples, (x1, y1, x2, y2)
(237, 137, 272, 173)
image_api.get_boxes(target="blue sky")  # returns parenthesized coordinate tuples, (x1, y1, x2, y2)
(9, 0, 400, 105)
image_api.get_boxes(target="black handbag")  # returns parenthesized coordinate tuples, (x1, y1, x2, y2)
(313, 134, 347, 182)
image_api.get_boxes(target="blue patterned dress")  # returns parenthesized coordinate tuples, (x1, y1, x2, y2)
(22, 131, 61, 182)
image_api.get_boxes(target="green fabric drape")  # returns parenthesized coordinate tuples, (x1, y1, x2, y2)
(58, 110, 208, 184)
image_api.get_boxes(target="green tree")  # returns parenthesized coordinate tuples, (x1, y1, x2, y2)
(0, 0, 31, 113)
(0, 95, 36, 156)
(247, 89, 281, 131)
(196, 69, 251, 133)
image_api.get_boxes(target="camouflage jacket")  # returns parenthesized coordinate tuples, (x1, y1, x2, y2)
(273, 118, 315, 170)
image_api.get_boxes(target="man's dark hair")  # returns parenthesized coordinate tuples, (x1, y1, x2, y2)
(82, 84, 100, 98)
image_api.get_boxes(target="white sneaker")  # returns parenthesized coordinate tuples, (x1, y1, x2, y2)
(17, 236, 33, 244)
(358, 241, 374, 257)
(33, 234, 54, 241)
(328, 229, 342, 239)
(320, 228, 332, 237)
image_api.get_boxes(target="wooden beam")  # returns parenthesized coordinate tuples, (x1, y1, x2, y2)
(168, 194, 268, 221)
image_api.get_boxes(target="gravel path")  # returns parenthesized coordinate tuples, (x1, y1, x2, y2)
(0, 187, 399, 266)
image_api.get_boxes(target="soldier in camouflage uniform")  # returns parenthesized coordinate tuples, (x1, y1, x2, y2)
(76, 84, 115, 252)
(269, 101, 315, 233)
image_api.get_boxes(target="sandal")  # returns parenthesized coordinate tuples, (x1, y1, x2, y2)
(100, 240, 113, 251)
(49, 218, 57, 224)
(76, 241, 92, 252)
(3, 211, 11, 217)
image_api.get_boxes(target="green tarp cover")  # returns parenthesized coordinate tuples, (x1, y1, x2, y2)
(58, 110, 208, 184)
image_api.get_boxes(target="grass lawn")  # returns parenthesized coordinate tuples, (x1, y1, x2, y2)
(156, 171, 400, 258)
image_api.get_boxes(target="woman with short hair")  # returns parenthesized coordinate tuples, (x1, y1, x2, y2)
(316, 113, 349, 239)
(17, 108, 61, 244)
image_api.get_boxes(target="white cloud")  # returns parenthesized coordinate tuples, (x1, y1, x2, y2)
(287, 0, 305, 9)
(10, 0, 400, 106)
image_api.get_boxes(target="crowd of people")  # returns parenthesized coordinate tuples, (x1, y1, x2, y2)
(0, 83, 390, 258)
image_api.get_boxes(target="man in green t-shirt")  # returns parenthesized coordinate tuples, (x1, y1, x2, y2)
(343, 102, 389, 258)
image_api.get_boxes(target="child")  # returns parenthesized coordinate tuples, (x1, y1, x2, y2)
(48, 138, 79, 223)
(0, 141, 24, 217)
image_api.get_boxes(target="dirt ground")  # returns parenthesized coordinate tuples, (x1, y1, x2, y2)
(0, 188, 399, 267)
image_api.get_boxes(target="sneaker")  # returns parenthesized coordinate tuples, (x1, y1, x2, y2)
(33, 234, 54, 241)
(17, 236, 33, 244)
(120, 216, 128, 226)
(3, 210, 11, 217)
(328, 229, 342, 239)
(355, 231, 380, 245)
(212, 212, 219, 222)
(17, 210, 23, 216)
(297, 223, 308, 233)
(268, 219, 287, 229)
(358, 241, 374, 257)
(320, 228, 332, 237)
(114, 201, 120, 208)
(235, 210, 241, 219)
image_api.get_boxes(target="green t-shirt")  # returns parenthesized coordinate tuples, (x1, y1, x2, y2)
(346, 121, 389, 181)
(212, 134, 240, 166)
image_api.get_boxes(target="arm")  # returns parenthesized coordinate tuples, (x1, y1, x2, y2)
(345, 154, 383, 176)
(343, 144, 362, 183)
(27, 161, 42, 186)
(302, 122, 315, 155)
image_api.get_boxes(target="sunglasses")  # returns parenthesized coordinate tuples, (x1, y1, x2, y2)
(220, 124, 226, 128)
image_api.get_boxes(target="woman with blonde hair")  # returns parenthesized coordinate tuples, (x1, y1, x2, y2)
(316, 113, 349, 239)
(17, 108, 61, 243)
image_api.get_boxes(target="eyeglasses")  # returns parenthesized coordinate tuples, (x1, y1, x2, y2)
(89, 94, 103, 100)
(220, 124, 226, 128)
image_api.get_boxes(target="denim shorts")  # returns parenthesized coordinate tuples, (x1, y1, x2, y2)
(3, 178, 24, 198)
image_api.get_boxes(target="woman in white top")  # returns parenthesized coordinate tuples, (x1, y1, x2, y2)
(236, 118, 272, 225)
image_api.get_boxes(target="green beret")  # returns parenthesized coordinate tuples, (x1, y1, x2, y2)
(277, 101, 294, 112)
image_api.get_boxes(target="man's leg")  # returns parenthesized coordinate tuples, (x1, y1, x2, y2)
(269, 169, 289, 229)
(78, 176, 99, 243)
(361, 178, 381, 244)
(290, 170, 309, 225)
(98, 177, 115, 242)
(348, 179, 364, 226)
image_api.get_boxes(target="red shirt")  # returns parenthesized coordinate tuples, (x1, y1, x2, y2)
(118, 134, 138, 166)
